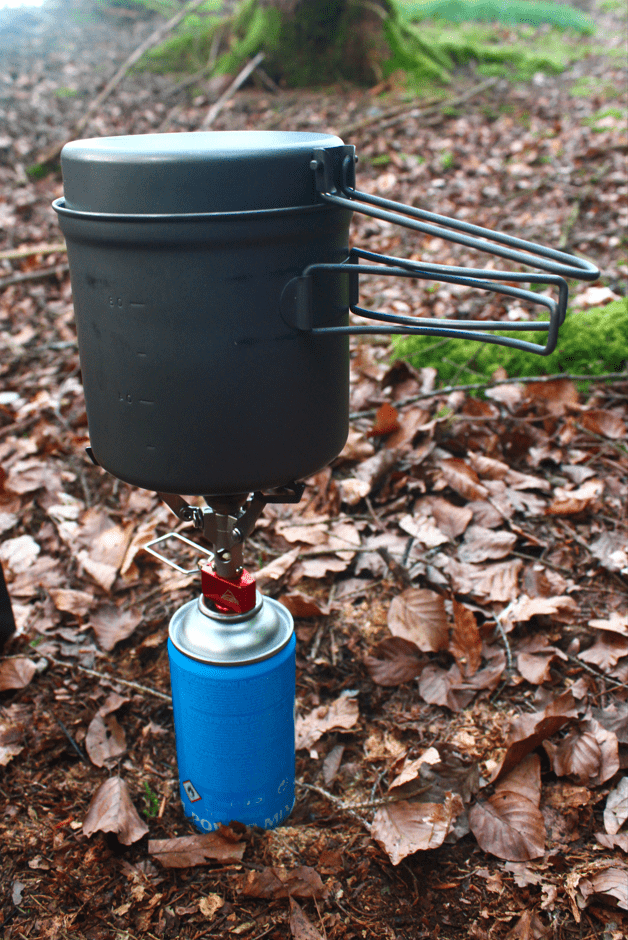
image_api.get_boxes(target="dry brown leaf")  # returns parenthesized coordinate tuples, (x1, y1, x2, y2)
(89, 605, 142, 652)
(517, 648, 565, 685)
(450, 600, 482, 677)
(398, 511, 449, 549)
(372, 792, 464, 865)
(492, 691, 579, 782)
(337, 477, 371, 505)
(437, 458, 489, 501)
(427, 497, 473, 540)
(579, 409, 627, 439)
(75, 509, 134, 591)
(85, 712, 127, 767)
(367, 402, 400, 438)
(199, 894, 224, 919)
(364, 636, 425, 687)
(278, 593, 329, 618)
(467, 452, 509, 480)
(48, 588, 94, 618)
(579, 634, 628, 670)
(419, 663, 468, 711)
(596, 832, 628, 852)
(149, 828, 245, 867)
(337, 429, 375, 463)
(288, 897, 325, 940)
(501, 594, 578, 631)
(386, 406, 433, 450)
(457, 526, 517, 563)
(590, 612, 628, 636)
(545, 479, 604, 516)
(504, 909, 550, 939)
(525, 378, 578, 415)
(83, 777, 148, 845)
(240, 866, 327, 899)
(604, 776, 628, 835)
(469, 756, 545, 861)
(589, 532, 628, 574)
(295, 694, 359, 752)
(0, 703, 30, 766)
(0, 535, 40, 574)
(441, 557, 523, 603)
(354, 447, 400, 490)
(387, 588, 449, 652)
(255, 548, 300, 589)
(553, 719, 619, 785)
(579, 865, 628, 911)
(0, 657, 37, 691)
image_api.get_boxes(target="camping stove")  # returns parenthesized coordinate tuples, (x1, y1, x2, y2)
(145, 488, 303, 832)
(53, 130, 599, 832)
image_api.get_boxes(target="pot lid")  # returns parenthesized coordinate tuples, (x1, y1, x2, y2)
(60, 130, 344, 215)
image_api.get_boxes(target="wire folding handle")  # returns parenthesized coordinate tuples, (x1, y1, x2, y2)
(294, 145, 600, 355)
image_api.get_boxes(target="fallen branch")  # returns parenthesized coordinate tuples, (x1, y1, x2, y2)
(0, 263, 69, 291)
(199, 51, 265, 129)
(0, 243, 66, 262)
(339, 75, 499, 136)
(349, 370, 628, 419)
(38, 0, 208, 165)
(44, 654, 172, 702)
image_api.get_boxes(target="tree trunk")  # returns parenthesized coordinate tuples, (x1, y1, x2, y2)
(257, 0, 395, 86)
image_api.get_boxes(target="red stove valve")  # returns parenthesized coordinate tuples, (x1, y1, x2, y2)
(201, 564, 257, 615)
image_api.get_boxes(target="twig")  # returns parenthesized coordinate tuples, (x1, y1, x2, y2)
(45, 655, 172, 702)
(52, 713, 88, 763)
(0, 243, 66, 262)
(38, 0, 208, 164)
(349, 371, 628, 420)
(339, 76, 499, 136)
(376, 546, 413, 588)
(295, 781, 372, 832)
(200, 51, 265, 129)
(574, 422, 628, 457)
(493, 607, 514, 673)
(566, 654, 628, 691)
(0, 263, 69, 291)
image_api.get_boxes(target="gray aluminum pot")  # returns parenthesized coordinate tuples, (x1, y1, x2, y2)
(54, 131, 352, 496)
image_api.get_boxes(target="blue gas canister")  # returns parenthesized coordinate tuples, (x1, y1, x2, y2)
(168, 591, 296, 832)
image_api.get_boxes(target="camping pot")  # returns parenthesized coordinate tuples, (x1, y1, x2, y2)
(53, 130, 598, 497)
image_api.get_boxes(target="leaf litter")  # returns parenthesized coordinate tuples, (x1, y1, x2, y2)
(0, 2, 627, 937)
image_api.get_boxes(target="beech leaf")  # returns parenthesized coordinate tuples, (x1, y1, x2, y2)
(364, 637, 425, 687)
(604, 776, 628, 835)
(288, 897, 325, 940)
(387, 588, 449, 652)
(295, 694, 359, 752)
(0, 657, 37, 692)
(372, 792, 465, 865)
(240, 866, 327, 899)
(149, 828, 245, 867)
(82, 777, 148, 845)
(85, 712, 127, 768)
(469, 791, 545, 862)
(89, 605, 142, 652)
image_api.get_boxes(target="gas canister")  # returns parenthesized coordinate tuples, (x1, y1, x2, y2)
(168, 591, 296, 831)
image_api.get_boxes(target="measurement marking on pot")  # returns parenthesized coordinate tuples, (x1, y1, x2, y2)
(139, 400, 155, 405)
(129, 301, 145, 307)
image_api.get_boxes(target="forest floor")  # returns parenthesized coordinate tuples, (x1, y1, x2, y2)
(0, 1, 627, 938)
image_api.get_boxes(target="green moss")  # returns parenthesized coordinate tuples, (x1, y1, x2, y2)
(392, 299, 628, 387)
(396, 0, 594, 34)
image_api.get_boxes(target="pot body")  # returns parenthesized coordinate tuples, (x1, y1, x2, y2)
(168, 594, 295, 831)
(57, 207, 351, 494)
(54, 131, 354, 495)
